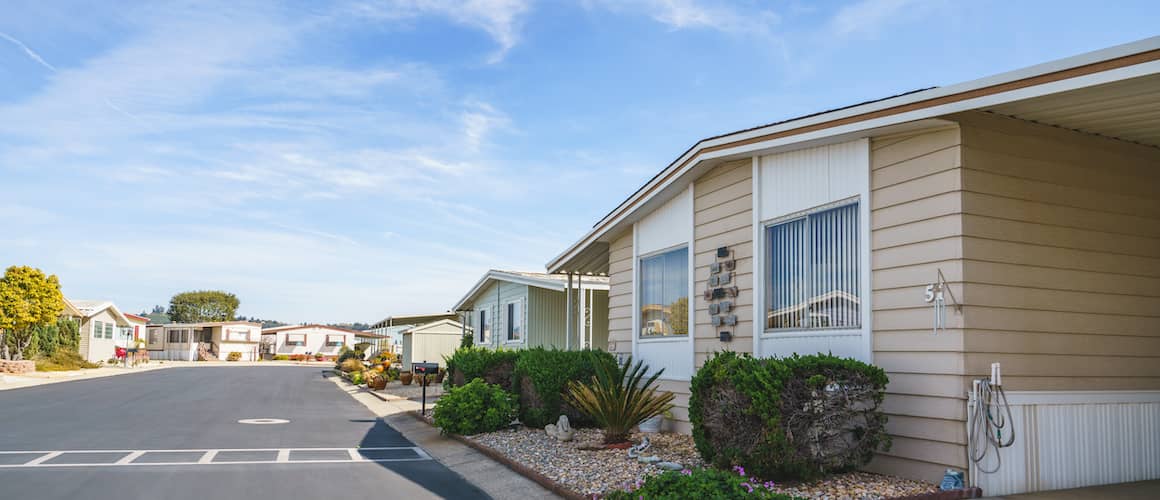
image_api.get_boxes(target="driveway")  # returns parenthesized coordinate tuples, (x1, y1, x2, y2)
(0, 365, 488, 500)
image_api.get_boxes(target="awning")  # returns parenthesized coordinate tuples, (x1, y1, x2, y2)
(287, 333, 307, 343)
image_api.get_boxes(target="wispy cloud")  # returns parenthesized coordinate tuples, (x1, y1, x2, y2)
(585, 0, 779, 36)
(343, 0, 533, 63)
(0, 31, 57, 72)
(828, 0, 930, 39)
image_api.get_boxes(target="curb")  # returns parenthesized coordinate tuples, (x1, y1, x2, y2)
(405, 411, 585, 500)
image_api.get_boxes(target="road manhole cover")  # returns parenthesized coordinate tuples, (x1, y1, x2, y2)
(237, 418, 290, 425)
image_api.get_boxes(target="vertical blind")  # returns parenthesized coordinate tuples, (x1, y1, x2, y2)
(766, 202, 860, 331)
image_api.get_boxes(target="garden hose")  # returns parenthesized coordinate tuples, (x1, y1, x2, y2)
(968, 377, 1015, 474)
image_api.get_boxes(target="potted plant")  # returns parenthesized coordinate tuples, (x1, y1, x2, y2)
(369, 373, 387, 390)
(399, 371, 414, 385)
(434, 368, 446, 384)
(314, 353, 324, 362)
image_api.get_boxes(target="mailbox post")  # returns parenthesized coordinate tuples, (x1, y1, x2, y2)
(413, 362, 439, 416)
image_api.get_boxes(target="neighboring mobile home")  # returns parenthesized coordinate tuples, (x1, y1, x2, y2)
(260, 324, 358, 359)
(546, 38, 1160, 496)
(367, 312, 460, 355)
(145, 321, 263, 361)
(67, 299, 133, 363)
(400, 319, 469, 371)
(452, 270, 610, 350)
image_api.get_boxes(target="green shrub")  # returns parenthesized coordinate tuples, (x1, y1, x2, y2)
(35, 350, 100, 371)
(226, 352, 242, 361)
(566, 356, 674, 444)
(689, 352, 890, 481)
(443, 346, 519, 391)
(433, 378, 517, 435)
(350, 370, 365, 385)
(605, 467, 804, 500)
(272, 354, 289, 361)
(513, 348, 617, 428)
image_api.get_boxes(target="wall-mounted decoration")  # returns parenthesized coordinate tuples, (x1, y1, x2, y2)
(706, 246, 738, 343)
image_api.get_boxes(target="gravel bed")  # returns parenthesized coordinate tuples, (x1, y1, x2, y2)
(469, 427, 702, 496)
(377, 380, 443, 400)
(463, 426, 938, 499)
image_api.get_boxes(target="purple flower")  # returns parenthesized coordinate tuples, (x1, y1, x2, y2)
(733, 465, 746, 477)
(741, 482, 754, 493)
(680, 469, 693, 476)
(764, 481, 777, 490)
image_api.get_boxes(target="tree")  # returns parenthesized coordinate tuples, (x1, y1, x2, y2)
(0, 266, 66, 360)
(167, 290, 239, 323)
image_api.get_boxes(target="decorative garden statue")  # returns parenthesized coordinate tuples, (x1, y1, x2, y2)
(544, 415, 574, 442)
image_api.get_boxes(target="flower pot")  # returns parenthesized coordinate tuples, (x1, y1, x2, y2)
(399, 372, 413, 385)
(369, 375, 387, 390)
(638, 415, 663, 433)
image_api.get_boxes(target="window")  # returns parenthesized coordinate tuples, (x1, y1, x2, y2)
(506, 302, 522, 342)
(477, 310, 490, 343)
(639, 247, 689, 338)
(766, 202, 861, 331)
(287, 333, 306, 346)
(93, 321, 103, 338)
(325, 335, 344, 347)
(148, 329, 163, 348)
(104, 323, 113, 339)
(228, 329, 250, 342)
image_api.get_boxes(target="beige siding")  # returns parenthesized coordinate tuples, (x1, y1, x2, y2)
(955, 111, 1160, 391)
(692, 158, 755, 370)
(867, 125, 969, 479)
(607, 231, 633, 354)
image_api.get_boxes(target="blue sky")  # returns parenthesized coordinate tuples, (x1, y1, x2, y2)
(1, 0, 1156, 323)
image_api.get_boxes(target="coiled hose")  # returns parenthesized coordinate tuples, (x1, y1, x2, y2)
(968, 378, 1015, 474)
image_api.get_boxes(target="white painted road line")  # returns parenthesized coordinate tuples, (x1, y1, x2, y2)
(22, 452, 61, 466)
(197, 450, 217, 464)
(0, 447, 429, 468)
(116, 451, 146, 465)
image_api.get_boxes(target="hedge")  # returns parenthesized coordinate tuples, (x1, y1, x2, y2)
(443, 346, 520, 391)
(442, 346, 617, 428)
(513, 347, 617, 428)
(689, 351, 890, 481)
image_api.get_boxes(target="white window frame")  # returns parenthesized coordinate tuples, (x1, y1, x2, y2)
(475, 308, 493, 345)
(503, 298, 526, 344)
(636, 243, 691, 343)
(762, 198, 862, 334)
(93, 321, 103, 338)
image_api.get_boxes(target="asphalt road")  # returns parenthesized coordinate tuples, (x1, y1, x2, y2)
(0, 366, 488, 500)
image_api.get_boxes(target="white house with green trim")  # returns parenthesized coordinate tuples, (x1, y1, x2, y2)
(452, 270, 610, 351)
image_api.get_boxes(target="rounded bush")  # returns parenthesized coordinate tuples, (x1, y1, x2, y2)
(434, 378, 517, 435)
(689, 352, 889, 481)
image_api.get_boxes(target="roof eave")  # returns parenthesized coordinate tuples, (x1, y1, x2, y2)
(546, 38, 1160, 273)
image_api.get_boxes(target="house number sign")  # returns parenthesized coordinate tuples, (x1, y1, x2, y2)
(703, 246, 737, 342)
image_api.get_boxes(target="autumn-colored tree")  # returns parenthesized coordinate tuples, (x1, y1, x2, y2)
(0, 266, 66, 360)
(167, 290, 239, 323)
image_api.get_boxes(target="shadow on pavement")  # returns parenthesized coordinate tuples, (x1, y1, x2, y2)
(357, 411, 489, 499)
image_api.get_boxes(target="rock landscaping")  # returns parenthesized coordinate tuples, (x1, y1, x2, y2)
(462, 425, 937, 499)
(429, 348, 945, 499)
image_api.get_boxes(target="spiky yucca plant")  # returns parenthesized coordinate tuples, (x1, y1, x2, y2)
(566, 355, 675, 444)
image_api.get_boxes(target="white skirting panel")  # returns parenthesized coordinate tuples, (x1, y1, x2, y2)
(972, 390, 1160, 496)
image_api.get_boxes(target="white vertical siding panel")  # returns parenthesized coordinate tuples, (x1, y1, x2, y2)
(975, 392, 1160, 496)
